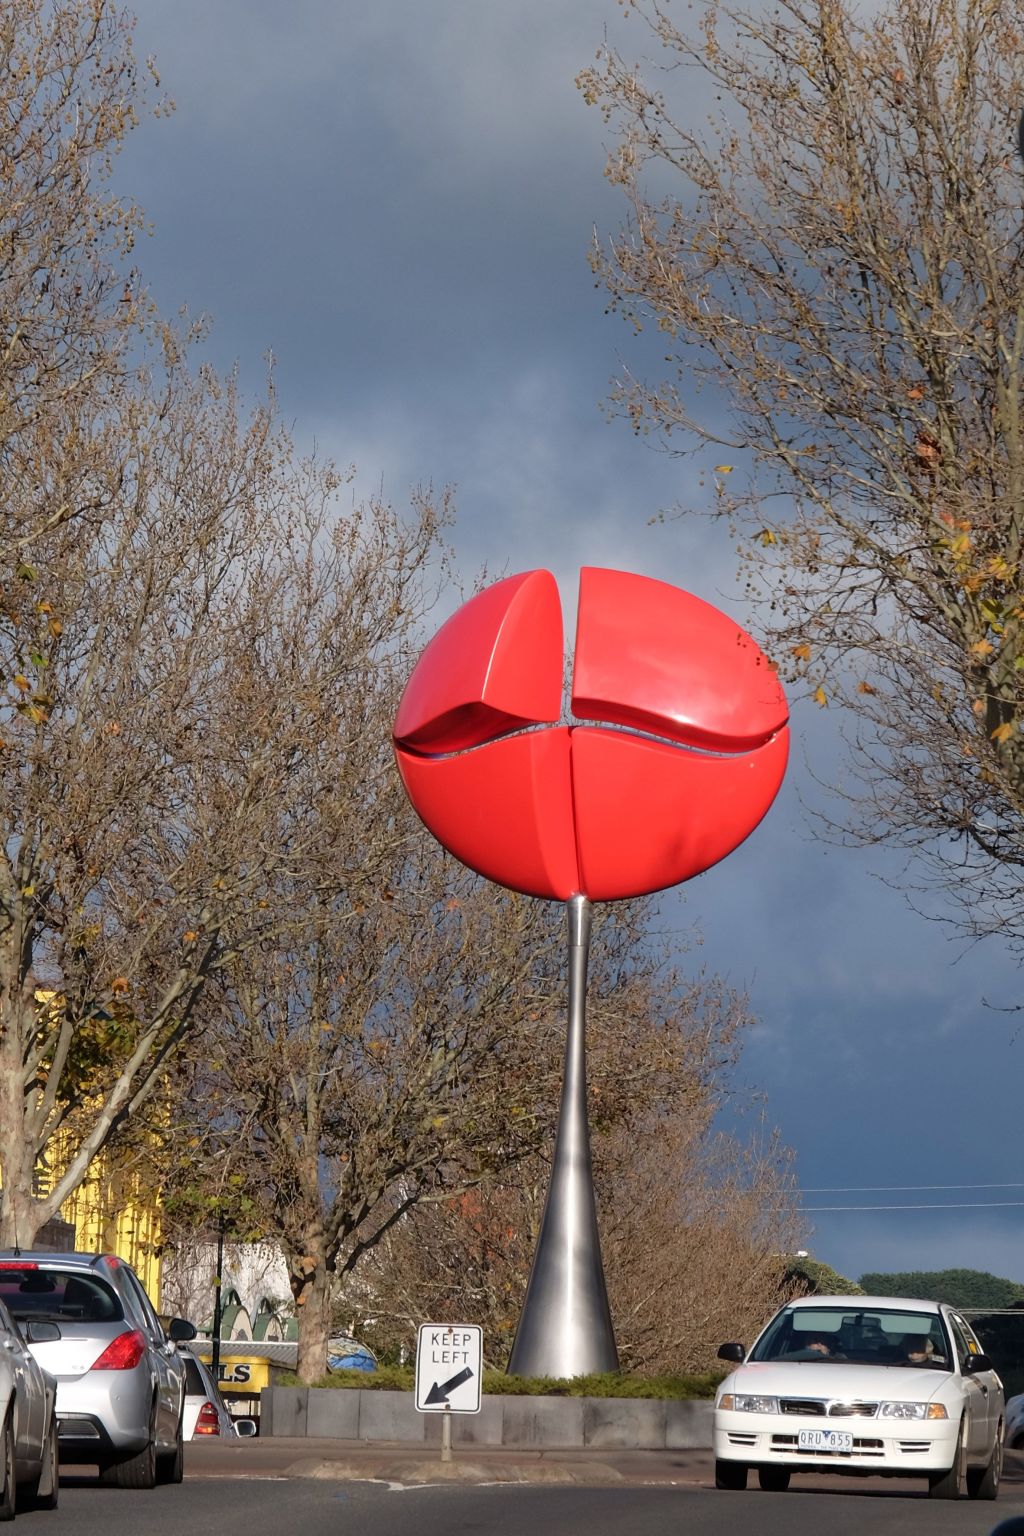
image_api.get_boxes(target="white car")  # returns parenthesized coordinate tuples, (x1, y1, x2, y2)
(180, 1353, 254, 1440)
(714, 1294, 1004, 1499)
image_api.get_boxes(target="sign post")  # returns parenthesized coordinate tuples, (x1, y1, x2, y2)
(415, 1323, 482, 1460)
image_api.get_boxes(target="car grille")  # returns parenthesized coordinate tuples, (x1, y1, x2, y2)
(778, 1398, 879, 1418)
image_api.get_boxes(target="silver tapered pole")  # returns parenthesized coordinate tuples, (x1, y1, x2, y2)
(507, 894, 618, 1377)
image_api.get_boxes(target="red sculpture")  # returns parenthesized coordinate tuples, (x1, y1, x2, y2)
(393, 568, 789, 901)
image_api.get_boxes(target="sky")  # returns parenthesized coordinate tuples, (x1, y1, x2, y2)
(116, 0, 1024, 1290)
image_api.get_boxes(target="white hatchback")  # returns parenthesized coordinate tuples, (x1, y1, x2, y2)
(714, 1295, 1004, 1500)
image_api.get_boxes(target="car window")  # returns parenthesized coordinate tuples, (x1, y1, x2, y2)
(947, 1315, 973, 1369)
(120, 1266, 164, 1338)
(749, 1305, 948, 1364)
(0, 1264, 123, 1323)
(183, 1356, 208, 1395)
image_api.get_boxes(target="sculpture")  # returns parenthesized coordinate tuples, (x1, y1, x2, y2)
(393, 568, 789, 1376)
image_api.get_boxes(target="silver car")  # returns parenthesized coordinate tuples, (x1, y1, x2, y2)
(0, 1252, 195, 1489)
(0, 1292, 59, 1519)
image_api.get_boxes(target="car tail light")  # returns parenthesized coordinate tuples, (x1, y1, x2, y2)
(194, 1402, 220, 1436)
(89, 1330, 146, 1371)
(0, 1262, 38, 1271)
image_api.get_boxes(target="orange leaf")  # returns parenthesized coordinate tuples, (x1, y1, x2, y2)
(790, 643, 812, 663)
(183, 930, 199, 943)
(813, 685, 828, 707)
(991, 721, 1015, 743)
(856, 680, 877, 694)
(13, 674, 29, 692)
(110, 977, 129, 994)
(971, 639, 995, 657)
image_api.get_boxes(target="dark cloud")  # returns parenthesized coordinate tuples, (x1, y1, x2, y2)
(114, 0, 1023, 1288)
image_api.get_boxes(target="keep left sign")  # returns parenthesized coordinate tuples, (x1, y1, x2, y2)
(414, 1323, 483, 1413)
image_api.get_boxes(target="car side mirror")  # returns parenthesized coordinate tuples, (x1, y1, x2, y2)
(717, 1341, 746, 1362)
(24, 1321, 61, 1344)
(962, 1352, 994, 1375)
(167, 1317, 197, 1343)
(234, 1419, 258, 1437)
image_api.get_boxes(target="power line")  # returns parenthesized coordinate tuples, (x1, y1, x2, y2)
(801, 1200, 1024, 1212)
(801, 1182, 1024, 1194)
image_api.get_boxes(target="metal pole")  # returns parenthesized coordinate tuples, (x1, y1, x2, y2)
(506, 894, 618, 1377)
(440, 1406, 452, 1463)
(211, 1218, 225, 1381)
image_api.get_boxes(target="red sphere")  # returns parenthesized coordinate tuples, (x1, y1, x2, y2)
(393, 568, 789, 902)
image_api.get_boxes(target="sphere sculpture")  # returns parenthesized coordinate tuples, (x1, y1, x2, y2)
(393, 567, 789, 1376)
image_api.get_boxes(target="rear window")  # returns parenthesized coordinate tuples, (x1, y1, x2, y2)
(0, 1266, 123, 1324)
(183, 1357, 208, 1395)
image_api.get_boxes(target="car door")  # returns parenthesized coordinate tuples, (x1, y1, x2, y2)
(952, 1313, 1001, 1453)
(0, 1301, 44, 1462)
(121, 1268, 181, 1445)
(947, 1312, 991, 1457)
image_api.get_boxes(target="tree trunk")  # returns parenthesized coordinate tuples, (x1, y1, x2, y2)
(0, 983, 43, 1250)
(289, 1244, 333, 1385)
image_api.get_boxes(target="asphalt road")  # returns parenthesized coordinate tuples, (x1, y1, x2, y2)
(29, 1449, 1024, 1536)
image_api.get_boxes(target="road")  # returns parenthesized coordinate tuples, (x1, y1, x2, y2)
(30, 1445, 1024, 1536)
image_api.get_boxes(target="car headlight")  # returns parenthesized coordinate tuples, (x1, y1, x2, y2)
(878, 1402, 948, 1420)
(719, 1394, 780, 1413)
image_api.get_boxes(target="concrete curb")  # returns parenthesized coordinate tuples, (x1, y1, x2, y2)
(261, 1387, 714, 1450)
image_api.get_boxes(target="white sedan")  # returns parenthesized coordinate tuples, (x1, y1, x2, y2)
(714, 1294, 1004, 1499)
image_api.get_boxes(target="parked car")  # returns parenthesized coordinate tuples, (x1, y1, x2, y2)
(714, 1294, 1005, 1499)
(0, 1291, 59, 1519)
(0, 1252, 195, 1489)
(181, 1352, 255, 1439)
(1006, 1393, 1024, 1451)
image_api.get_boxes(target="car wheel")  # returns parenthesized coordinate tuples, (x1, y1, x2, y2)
(156, 1411, 184, 1485)
(26, 1410, 59, 1510)
(715, 1458, 748, 1490)
(0, 1412, 15, 1522)
(758, 1466, 791, 1492)
(966, 1431, 1002, 1501)
(100, 1402, 158, 1491)
(928, 1421, 965, 1500)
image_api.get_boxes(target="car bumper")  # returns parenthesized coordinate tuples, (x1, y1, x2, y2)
(713, 1410, 961, 1476)
(53, 1367, 155, 1459)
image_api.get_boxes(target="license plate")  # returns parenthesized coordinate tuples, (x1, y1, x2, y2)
(798, 1428, 854, 1453)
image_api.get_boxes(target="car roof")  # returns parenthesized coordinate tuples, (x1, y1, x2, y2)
(0, 1251, 124, 1272)
(786, 1294, 943, 1313)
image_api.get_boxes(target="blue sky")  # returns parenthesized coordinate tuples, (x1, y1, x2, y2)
(119, 0, 1024, 1287)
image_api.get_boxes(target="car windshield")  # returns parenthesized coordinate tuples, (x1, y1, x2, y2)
(749, 1306, 952, 1368)
(0, 1264, 123, 1324)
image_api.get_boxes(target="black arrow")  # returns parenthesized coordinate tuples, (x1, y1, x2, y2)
(424, 1366, 473, 1405)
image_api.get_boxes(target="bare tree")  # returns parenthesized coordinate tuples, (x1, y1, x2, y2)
(182, 850, 730, 1381)
(352, 979, 798, 1373)
(0, 332, 447, 1245)
(581, 0, 1024, 948)
(1, 0, 164, 553)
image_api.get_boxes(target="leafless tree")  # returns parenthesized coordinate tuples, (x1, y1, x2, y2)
(582, 0, 1024, 949)
(0, 339, 447, 1246)
(1, 0, 166, 553)
(358, 979, 800, 1373)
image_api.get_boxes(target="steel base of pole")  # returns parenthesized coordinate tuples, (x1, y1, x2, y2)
(506, 894, 618, 1378)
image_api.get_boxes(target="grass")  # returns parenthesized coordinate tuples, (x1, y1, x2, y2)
(276, 1365, 724, 1398)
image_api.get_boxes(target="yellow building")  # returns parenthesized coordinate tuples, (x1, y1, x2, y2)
(28, 991, 165, 1302)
